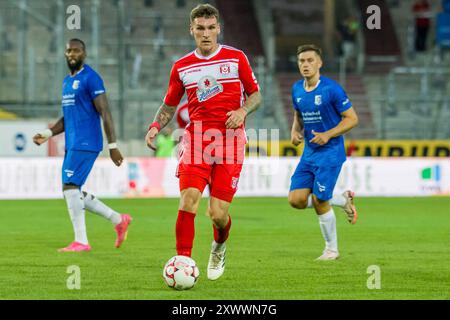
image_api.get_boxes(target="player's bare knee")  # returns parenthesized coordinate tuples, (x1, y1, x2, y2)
(206, 206, 213, 218)
(180, 197, 200, 212)
(288, 194, 307, 209)
(179, 190, 201, 212)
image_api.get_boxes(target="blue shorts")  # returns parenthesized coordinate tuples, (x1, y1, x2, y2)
(289, 161, 342, 201)
(62, 150, 99, 187)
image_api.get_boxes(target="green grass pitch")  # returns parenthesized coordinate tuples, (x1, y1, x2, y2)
(0, 197, 449, 300)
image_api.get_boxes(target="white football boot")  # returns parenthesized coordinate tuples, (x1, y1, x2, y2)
(342, 190, 358, 224)
(315, 249, 340, 261)
(207, 241, 226, 280)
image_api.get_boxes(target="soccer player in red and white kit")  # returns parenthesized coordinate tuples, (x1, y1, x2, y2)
(145, 4, 261, 280)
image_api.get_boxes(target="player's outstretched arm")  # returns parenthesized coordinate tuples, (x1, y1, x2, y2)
(145, 103, 176, 150)
(93, 94, 124, 166)
(225, 91, 262, 129)
(33, 117, 64, 146)
(310, 107, 359, 145)
(291, 110, 304, 146)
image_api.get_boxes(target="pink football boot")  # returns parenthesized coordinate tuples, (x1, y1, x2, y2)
(115, 214, 132, 248)
(58, 242, 91, 252)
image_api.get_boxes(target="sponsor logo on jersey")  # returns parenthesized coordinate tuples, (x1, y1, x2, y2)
(317, 181, 326, 192)
(65, 169, 74, 178)
(315, 95, 322, 106)
(196, 76, 223, 102)
(186, 68, 202, 74)
(296, 97, 301, 103)
(72, 80, 80, 90)
(62, 94, 76, 106)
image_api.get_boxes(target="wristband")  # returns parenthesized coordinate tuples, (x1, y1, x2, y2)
(148, 122, 161, 132)
(108, 143, 118, 150)
(40, 129, 53, 139)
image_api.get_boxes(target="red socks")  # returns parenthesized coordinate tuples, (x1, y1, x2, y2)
(176, 211, 232, 256)
(176, 210, 196, 257)
(213, 215, 232, 244)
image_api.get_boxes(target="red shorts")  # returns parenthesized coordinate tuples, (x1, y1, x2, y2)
(176, 124, 246, 203)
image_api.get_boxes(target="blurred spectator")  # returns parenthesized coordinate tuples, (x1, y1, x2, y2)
(436, 0, 450, 60)
(156, 126, 175, 158)
(412, 0, 432, 52)
(337, 15, 359, 71)
(443, 0, 450, 12)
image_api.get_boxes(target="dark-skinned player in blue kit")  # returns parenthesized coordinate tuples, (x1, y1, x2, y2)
(33, 39, 132, 252)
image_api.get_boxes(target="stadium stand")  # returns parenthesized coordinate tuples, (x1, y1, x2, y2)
(0, 0, 449, 142)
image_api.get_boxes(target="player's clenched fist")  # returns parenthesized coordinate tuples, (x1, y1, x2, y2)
(109, 148, 124, 167)
(291, 131, 303, 146)
(145, 127, 159, 150)
(33, 129, 53, 146)
(225, 108, 247, 129)
(309, 130, 330, 146)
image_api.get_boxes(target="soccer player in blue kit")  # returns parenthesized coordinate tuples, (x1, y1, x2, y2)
(33, 39, 132, 252)
(288, 45, 359, 260)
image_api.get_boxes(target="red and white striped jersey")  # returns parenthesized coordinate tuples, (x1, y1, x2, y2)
(164, 45, 259, 127)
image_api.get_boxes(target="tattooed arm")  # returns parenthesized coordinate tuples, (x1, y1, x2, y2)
(145, 103, 177, 150)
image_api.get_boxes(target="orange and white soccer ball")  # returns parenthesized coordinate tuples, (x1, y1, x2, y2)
(163, 255, 200, 290)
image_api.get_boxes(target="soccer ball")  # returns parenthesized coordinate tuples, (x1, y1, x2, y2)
(163, 255, 200, 290)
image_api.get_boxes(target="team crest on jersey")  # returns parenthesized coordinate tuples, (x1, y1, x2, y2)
(314, 95, 322, 106)
(231, 177, 239, 189)
(197, 76, 223, 102)
(72, 80, 80, 90)
(219, 64, 231, 74)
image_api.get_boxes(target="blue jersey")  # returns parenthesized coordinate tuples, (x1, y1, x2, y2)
(62, 64, 105, 152)
(292, 75, 352, 167)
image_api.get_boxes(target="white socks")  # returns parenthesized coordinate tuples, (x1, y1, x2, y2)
(307, 193, 347, 208)
(82, 192, 122, 225)
(63, 189, 88, 245)
(318, 208, 338, 252)
(307, 195, 313, 208)
(329, 193, 347, 207)
(212, 241, 226, 252)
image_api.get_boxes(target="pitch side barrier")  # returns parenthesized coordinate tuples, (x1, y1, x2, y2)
(0, 157, 448, 199)
(246, 140, 450, 157)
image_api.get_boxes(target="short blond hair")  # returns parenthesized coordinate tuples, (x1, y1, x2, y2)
(190, 4, 220, 23)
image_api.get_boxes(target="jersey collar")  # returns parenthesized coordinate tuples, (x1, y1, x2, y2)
(69, 66, 85, 78)
(303, 78, 321, 92)
(194, 45, 222, 60)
